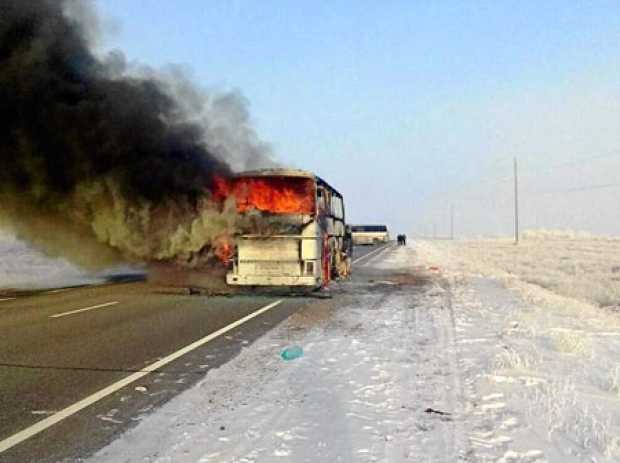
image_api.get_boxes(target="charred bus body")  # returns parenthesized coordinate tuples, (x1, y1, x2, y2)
(225, 169, 351, 288)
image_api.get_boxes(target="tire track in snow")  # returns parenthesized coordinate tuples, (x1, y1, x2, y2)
(423, 290, 458, 461)
(439, 278, 472, 461)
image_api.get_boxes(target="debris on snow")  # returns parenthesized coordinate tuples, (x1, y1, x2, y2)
(280, 345, 304, 361)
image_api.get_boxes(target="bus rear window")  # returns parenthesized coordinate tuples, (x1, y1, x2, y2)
(229, 176, 316, 214)
(351, 225, 388, 232)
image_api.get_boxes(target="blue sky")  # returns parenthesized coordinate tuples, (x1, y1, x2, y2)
(95, 1, 620, 236)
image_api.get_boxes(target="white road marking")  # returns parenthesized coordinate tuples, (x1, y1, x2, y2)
(352, 243, 392, 265)
(49, 301, 119, 319)
(47, 288, 71, 294)
(351, 243, 392, 265)
(0, 299, 284, 454)
(0, 298, 16, 302)
(362, 244, 393, 267)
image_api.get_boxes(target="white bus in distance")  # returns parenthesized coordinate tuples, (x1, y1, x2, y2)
(350, 225, 390, 245)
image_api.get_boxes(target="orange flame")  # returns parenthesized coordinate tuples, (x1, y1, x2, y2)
(214, 175, 315, 215)
(213, 234, 234, 263)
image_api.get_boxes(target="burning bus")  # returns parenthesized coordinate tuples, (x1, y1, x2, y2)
(221, 169, 351, 288)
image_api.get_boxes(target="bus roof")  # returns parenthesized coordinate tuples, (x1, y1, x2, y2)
(234, 168, 315, 179)
(234, 168, 343, 198)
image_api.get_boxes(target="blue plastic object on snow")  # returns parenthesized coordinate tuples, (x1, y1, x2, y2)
(281, 345, 304, 361)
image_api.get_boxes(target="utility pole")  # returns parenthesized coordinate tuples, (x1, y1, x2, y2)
(450, 203, 454, 240)
(514, 157, 519, 244)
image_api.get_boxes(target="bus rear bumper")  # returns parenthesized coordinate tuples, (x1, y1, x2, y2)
(226, 273, 321, 287)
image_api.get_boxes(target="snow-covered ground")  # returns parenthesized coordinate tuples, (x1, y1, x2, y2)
(0, 232, 137, 290)
(417, 237, 620, 461)
(88, 241, 620, 462)
(421, 232, 620, 309)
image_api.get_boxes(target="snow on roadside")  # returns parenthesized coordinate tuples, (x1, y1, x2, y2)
(89, 247, 469, 462)
(87, 242, 620, 462)
(0, 232, 130, 290)
(416, 235, 620, 310)
(416, 239, 620, 461)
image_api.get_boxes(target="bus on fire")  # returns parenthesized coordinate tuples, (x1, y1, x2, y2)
(222, 169, 351, 288)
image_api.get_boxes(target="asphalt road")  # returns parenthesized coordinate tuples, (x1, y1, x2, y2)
(0, 243, 391, 462)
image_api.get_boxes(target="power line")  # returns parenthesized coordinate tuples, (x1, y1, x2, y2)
(518, 151, 620, 177)
(514, 157, 519, 244)
(451, 182, 620, 201)
(422, 155, 620, 237)
(450, 203, 454, 240)
(431, 150, 620, 201)
(539, 182, 620, 195)
(487, 150, 620, 171)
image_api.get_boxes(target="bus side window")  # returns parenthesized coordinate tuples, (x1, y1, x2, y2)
(333, 197, 343, 219)
(317, 188, 326, 213)
(325, 190, 331, 213)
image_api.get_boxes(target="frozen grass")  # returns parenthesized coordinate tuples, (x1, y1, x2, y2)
(521, 229, 615, 241)
(417, 232, 620, 310)
(529, 379, 619, 458)
(416, 236, 620, 461)
(494, 346, 540, 371)
(549, 329, 591, 356)
(608, 366, 620, 397)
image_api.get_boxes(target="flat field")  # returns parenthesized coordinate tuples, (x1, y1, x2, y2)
(419, 231, 620, 309)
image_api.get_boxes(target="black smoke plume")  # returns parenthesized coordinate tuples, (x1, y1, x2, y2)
(0, 0, 271, 268)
